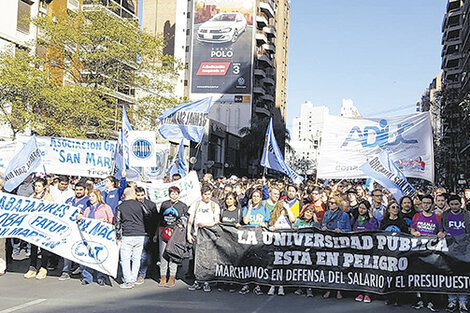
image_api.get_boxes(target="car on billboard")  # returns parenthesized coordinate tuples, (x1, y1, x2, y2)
(197, 12, 247, 43)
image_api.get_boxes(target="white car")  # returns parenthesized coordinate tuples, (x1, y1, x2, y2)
(197, 12, 247, 43)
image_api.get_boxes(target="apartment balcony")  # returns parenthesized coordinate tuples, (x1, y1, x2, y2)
(256, 30, 268, 44)
(253, 85, 266, 95)
(262, 43, 275, 53)
(445, 67, 462, 76)
(261, 93, 275, 102)
(255, 105, 270, 117)
(442, 53, 462, 68)
(254, 68, 267, 78)
(445, 24, 463, 34)
(256, 13, 268, 27)
(260, 0, 275, 18)
(263, 25, 276, 37)
(256, 50, 273, 67)
(261, 76, 275, 86)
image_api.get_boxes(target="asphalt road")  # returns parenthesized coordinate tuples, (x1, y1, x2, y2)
(0, 259, 440, 313)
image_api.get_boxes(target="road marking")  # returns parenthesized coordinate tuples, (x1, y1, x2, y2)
(251, 296, 274, 313)
(0, 299, 47, 313)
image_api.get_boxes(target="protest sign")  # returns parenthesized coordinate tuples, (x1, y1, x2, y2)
(127, 131, 157, 167)
(19, 136, 117, 178)
(317, 112, 434, 182)
(3, 136, 42, 192)
(196, 225, 470, 294)
(0, 192, 119, 277)
(138, 171, 201, 210)
(9, 136, 168, 179)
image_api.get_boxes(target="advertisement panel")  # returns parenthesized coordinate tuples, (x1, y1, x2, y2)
(190, 0, 256, 95)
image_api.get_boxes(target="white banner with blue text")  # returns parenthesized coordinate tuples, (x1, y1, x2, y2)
(0, 192, 119, 277)
(317, 112, 434, 182)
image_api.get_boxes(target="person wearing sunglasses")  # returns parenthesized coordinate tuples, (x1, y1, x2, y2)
(321, 196, 350, 300)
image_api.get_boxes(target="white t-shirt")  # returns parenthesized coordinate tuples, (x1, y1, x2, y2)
(188, 200, 220, 234)
(50, 186, 75, 203)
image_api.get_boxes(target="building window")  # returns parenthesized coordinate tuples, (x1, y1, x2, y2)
(17, 0, 33, 33)
(184, 80, 188, 86)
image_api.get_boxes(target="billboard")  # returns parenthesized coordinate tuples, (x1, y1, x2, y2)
(190, 0, 256, 95)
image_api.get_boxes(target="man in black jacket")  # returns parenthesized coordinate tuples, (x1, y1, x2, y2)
(115, 188, 146, 289)
(135, 187, 158, 284)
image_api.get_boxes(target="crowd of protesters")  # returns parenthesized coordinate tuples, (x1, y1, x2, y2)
(1, 171, 470, 312)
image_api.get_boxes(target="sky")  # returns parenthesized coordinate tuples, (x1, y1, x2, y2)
(286, 1, 447, 130)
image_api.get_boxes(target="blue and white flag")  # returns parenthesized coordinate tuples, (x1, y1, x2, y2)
(4, 135, 42, 192)
(111, 130, 125, 180)
(166, 139, 188, 178)
(364, 178, 375, 192)
(261, 118, 304, 184)
(122, 104, 133, 167)
(360, 150, 416, 202)
(158, 97, 212, 143)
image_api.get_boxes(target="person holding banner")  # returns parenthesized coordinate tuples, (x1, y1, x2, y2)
(24, 178, 55, 280)
(157, 186, 188, 288)
(78, 189, 114, 286)
(439, 194, 470, 313)
(59, 180, 90, 281)
(187, 184, 220, 293)
(351, 200, 378, 304)
(239, 189, 270, 296)
(267, 201, 296, 296)
(399, 196, 417, 229)
(321, 196, 350, 300)
(410, 195, 440, 312)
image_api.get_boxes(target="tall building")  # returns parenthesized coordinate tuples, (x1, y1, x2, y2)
(434, 0, 470, 190)
(287, 101, 328, 175)
(141, 0, 290, 178)
(339, 99, 361, 118)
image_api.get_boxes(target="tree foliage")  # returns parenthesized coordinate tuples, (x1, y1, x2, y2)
(0, 50, 50, 139)
(0, 2, 185, 140)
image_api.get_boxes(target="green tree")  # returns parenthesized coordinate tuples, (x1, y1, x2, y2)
(0, 50, 51, 140)
(0, 2, 185, 139)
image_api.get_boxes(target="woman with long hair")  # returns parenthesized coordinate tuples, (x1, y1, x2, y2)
(77, 189, 114, 286)
(380, 200, 409, 306)
(220, 192, 242, 227)
(239, 190, 270, 296)
(351, 200, 378, 303)
(293, 205, 319, 297)
(24, 178, 55, 280)
(321, 196, 350, 300)
(266, 201, 296, 296)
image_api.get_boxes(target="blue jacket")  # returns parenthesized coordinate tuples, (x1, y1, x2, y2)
(101, 177, 127, 214)
(322, 209, 351, 232)
(65, 196, 90, 212)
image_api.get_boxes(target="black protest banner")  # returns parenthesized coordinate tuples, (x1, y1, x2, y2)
(195, 225, 470, 294)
